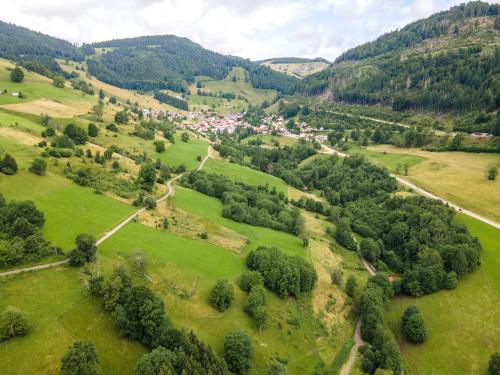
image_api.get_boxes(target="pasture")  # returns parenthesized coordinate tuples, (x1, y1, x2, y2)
(0, 267, 145, 375)
(203, 158, 288, 194)
(385, 215, 500, 375)
(0, 136, 135, 249)
(242, 134, 300, 147)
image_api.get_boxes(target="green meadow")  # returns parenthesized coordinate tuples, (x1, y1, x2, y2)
(157, 134, 208, 170)
(204, 158, 288, 194)
(0, 267, 145, 375)
(347, 143, 426, 173)
(0, 109, 45, 134)
(0, 136, 135, 250)
(243, 134, 300, 147)
(385, 215, 500, 375)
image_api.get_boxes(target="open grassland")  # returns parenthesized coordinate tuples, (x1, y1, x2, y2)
(98, 221, 337, 374)
(0, 109, 46, 135)
(174, 187, 304, 257)
(350, 144, 500, 223)
(0, 59, 95, 116)
(385, 215, 500, 375)
(347, 143, 426, 172)
(204, 158, 288, 194)
(242, 134, 300, 147)
(0, 136, 135, 249)
(0, 267, 145, 375)
(156, 134, 208, 169)
(188, 94, 248, 114)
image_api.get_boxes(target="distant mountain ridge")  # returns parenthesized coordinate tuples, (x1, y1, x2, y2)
(256, 57, 330, 64)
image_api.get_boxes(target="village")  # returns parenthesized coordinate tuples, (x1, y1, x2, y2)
(142, 107, 328, 142)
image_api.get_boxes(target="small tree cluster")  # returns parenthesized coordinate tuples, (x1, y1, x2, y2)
(402, 305, 427, 343)
(29, 158, 47, 176)
(0, 154, 18, 175)
(246, 246, 317, 298)
(68, 234, 97, 266)
(224, 331, 253, 374)
(0, 306, 30, 342)
(60, 340, 100, 375)
(209, 279, 235, 312)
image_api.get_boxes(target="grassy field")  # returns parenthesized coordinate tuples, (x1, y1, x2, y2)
(349, 144, 500, 223)
(385, 215, 500, 375)
(242, 134, 300, 147)
(204, 158, 288, 194)
(0, 267, 145, 375)
(261, 61, 329, 79)
(0, 59, 95, 116)
(174, 187, 304, 257)
(156, 134, 208, 170)
(0, 136, 135, 249)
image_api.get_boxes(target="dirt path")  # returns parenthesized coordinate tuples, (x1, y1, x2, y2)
(0, 146, 213, 278)
(321, 144, 500, 230)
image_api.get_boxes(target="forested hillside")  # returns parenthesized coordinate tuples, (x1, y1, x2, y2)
(0, 21, 87, 78)
(298, 1, 500, 114)
(88, 35, 298, 94)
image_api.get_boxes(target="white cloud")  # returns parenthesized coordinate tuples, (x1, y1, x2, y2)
(0, 0, 466, 61)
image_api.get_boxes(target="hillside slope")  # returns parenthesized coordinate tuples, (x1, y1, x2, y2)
(88, 35, 298, 94)
(260, 57, 330, 79)
(297, 1, 500, 114)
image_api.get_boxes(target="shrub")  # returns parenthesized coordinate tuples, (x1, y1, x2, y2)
(444, 271, 458, 289)
(10, 66, 24, 83)
(181, 132, 189, 142)
(345, 276, 357, 297)
(64, 124, 88, 145)
(154, 141, 165, 153)
(402, 304, 427, 343)
(239, 270, 264, 292)
(489, 353, 500, 375)
(334, 219, 357, 251)
(29, 158, 47, 176)
(60, 340, 99, 375)
(88, 123, 99, 137)
(209, 280, 234, 312)
(330, 267, 343, 286)
(52, 75, 65, 88)
(106, 123, 119, 132)
(115, 110, 129, 124)
(68, 234, 97, 266)
(144, 196, 157, 209)
(0, 306, 30, 342)
(224, 331, 253, 374)
(52, 135, 75, 149)
(0, 153, 18, 175)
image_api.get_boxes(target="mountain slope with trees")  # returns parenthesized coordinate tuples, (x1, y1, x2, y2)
(297, 1, 500, 114)
(88, 35, 298, 94)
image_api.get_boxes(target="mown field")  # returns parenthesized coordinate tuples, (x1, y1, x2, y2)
(0, 59, 95, 117)
(385, 215, 500, 375)
(204, 158, 288, 194)
(242, 134, 300, 147)
(348, 144, 500, 223)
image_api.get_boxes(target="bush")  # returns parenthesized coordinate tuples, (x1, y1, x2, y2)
(0, 153, 18, 175)
(334, 219, 357, 251)
(209, 280, 235, 312)
(106, 123, 119, 132)
(64, 124, 88, 145)
(29, 158, 47, 176)
(0, 306, 30, 342)
(402, 304, 427, 343)
(359, 238, 381, 263)
(10, 66, 24, 83)
(154, 141, 165, 153)
(52, 135, 75, 149)
(68, 234, 97, 266)
(345, 276, 357, 297)
(135, 346, 176, 375)
(144, 196, 157, 210)
(489, 353, 500, 375)
(239, 270, 264, 292)
(224, 331, 253, 374)
(330, 267, 343, 286)
(181, 132, 189, 142)
(115, 110, 129, 124)
(52, 75, 65, 88)
(88, 123, 99, 137)
(60, 340, 99, 375)
(444, 271, 458, 289)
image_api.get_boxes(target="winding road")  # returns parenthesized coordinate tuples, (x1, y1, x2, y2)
(0, 145, 213, 278)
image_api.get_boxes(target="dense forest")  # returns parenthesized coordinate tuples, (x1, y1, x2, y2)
(88, 35, 298, 94)
(298, 2, 500, 114)
(154, 91, 189, 110)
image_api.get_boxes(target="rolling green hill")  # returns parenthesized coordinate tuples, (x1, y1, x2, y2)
(298, 1, 500, 114)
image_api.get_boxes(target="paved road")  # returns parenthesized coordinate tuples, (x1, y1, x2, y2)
(321, 144, 500, 230)
(0, 146, 213, 278)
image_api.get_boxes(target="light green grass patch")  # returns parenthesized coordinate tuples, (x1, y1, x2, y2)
(0, 267, 145, 375)
(0, 109, 45, 135)
(385, 215, 500, 375)
(204, 158, 288, 194)
(243, 134, 300, 147)
(0, 136, 135, 249)
(157, 134, 208, 170)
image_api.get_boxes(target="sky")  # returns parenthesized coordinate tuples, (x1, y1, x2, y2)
(2, 0, 473, 61)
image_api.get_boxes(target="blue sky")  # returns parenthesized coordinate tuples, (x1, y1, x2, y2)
(2, 0, 473, 60)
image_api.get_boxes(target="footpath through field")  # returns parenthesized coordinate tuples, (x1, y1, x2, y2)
(321, 144, 500, 230)
(0, 146, 213, 278)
